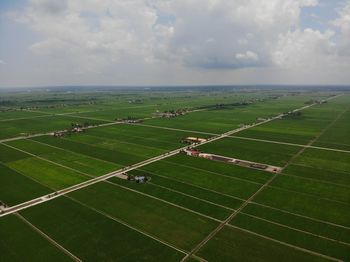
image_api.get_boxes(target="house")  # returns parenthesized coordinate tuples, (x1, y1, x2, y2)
(181, 137, 207, 144)
(135, 176, 147, 183)
(53, 131, 67, 137)
(182, 148, 201, 156)
(72, 127, 83, 133)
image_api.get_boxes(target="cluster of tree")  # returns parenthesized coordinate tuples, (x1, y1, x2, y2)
(198, 101, 251, 110)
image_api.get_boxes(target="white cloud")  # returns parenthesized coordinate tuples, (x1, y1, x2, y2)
(332, 1, 350, 55)
(3, 0, 349, 86)
(273, 28, 336, 67)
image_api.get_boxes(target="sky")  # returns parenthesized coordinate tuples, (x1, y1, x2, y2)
(0, 0, 350, 88)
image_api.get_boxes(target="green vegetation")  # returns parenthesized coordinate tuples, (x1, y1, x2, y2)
(198, 137, 300, 166)
(1, 88, 349, 261)
(7, 158, 88, 190)
(0, 215, 71, 261)
(231, 213, 350, 261)
(197, 226, 327, 262)
(253, 186, 350, 227)
(68, 182, 219, 250)
(20, 197, 184, 261)
(0, 164, 51, 206)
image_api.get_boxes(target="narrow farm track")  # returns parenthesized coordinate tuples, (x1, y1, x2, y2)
(1, 94, 346, 262)
(0, 94, 340, 218)
(0, 107, 201, 143)
(15, 213, 82, 262)
(134, 122, 350, 154)
(0, 114, 51, 122)
(239, 212, 350, 246)
(281, 103, 350, 170)
(226, 224, 342, 262)
(180, 172, 280, 262)
(180, 94, 346, 262)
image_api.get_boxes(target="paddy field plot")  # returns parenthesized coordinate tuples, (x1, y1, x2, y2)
(197, 137, 300, 166)
(0, 110, 47, 121)
(1, 89, 349, 262)
(143, 94, 319, 134)
(196, 226, 327, 262)
(0, 115, 107, 140)
(18, 196, 184, 261)
(235, 94, 350, 146)
(0, 215, 72, 262)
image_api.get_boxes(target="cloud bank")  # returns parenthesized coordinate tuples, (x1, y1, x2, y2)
(1, 0, 350, 86)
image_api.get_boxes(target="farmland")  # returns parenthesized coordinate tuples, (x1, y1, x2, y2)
(0, 87, 349, 261)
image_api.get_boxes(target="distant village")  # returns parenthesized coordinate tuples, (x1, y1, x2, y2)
(53, 122, 94, 137)
(153, 109, 189, 118)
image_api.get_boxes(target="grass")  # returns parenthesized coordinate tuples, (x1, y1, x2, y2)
(32, 135, 145, 166)
(109, 172, 232, 221)
(283, 164, 350, 186)
(1, 90, 348, 261)
(144, 94, 318, 134)
(235, 99, 346, 145)
(68, 182, 219, 251)
(133, 170, 242, 209)
(20, 197, 184, 261)
(242, 203, 350, 244)
(270, 174, 350, 204)
(0, 110, 47, 120)
(7, 139, 121, 177)
(314, 109, 350, 151)
(198, 137, 300, 166)
(0, 215, 71, 261)
(196, 225, 327, 262)
(85, 124, 204, 150)
(6, 157, 88, 190)
(0, 143, 30, 163)
(0, 164, 51, 206)
(165, 154, 272, 184)
(0, 115, 106, 140)
(293, 148, 350, 175)
(142, 158, 261, 200)
(230, 213, 350, 261)
(253, 186, 350, 227)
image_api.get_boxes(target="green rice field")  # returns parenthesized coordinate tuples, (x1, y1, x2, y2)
(1, 88, 349, 261)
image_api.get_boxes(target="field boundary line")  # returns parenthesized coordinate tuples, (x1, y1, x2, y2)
(105, 180, 222, 223)
(0, 107, 204, 143)
(15, 213, 82, 262)
(131, 123, 217, 136)
(161, 159, 263, 185)
(59, 113, 113, 123)
(139, 169, 350, 225)
(65, 196, 189, 256)
(79, 132, 170, 154)
(250, 202, 350, 230)
(1, 142, 95, 178)
(180, 172, 280, 262)
(226, 224, 342, 262)
(0, 114, 52, 122)
(28, 138, 126, 168)
(180, 94, 343, 262)
(138, 169, 246, 202)
(137, 121, 350, 154)
(229, 135, 350, 154)
(266, 185, 350, 206)
(3, 141, 224, 223)
(279, 172, 350, 189)
(1, 96, 338, 217)
(281, 102, 349, 171)
(147, 181, 235, 211)
(239, 212, 350, 246)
